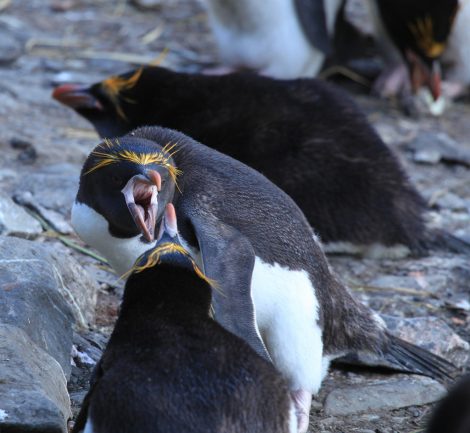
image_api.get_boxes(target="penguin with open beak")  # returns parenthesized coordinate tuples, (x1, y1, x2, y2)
(72, 126, 455, 433)
(199, 0, 343, 78)
(72, 203, 296, 433)
(53, 66, 470, 257)
(366, 0, 459, 103)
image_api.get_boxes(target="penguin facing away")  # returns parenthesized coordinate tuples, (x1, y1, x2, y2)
(442, 0, 470, 96)
(426, 374, 470, 433)
(53, 66, 470, 257)
(72, 203, 296, 433)
(201, 0, 343, 78)
(72, 126, 454, 433)
(366, 0, 459, 101)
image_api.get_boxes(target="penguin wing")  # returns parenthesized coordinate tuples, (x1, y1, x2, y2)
(293, 0, 332, 55)
(189, 213, 271, 362)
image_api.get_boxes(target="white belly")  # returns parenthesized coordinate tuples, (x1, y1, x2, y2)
(204, 0, 325, 78)
(251, 256, 325, 393)
(71, 202, 157, 276)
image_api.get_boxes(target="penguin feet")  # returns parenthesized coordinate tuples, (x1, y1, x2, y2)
(290, 389, 312, 433)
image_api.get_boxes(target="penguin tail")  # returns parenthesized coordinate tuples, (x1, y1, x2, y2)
(384, 334, 456, 381)
(425, 228, 470, 255)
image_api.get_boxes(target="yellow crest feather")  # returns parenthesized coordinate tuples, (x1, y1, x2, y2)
(131, 242, 218, 289)
(409, 16, 445, 58)
(101, 68, 144, 120)
(84, 139, 182, 186)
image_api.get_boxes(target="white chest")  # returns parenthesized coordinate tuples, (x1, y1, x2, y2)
(251, 257, 325, 392)
(203, 0, 328, 78)
(71, 202, 157, 276)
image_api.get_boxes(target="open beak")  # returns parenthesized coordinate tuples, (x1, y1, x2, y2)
(52, 84, 103, 110)
(406, 50, 442, 101)
(121, 170, 162, 242)
(429, 61, 442, 101)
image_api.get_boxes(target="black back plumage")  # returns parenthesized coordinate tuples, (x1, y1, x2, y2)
(53, 66, 463, 254)
(73, 239, 292, 433)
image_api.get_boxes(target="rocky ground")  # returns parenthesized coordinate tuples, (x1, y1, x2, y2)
(0, 1, 469, 432)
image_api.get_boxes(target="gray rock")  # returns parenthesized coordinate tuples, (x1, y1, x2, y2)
(405, 131, 470, 167)
(0, 324, 71, 433)
(324, 375, 446, 416)
(46, 242, 98, 330)
(335, 315, 469, 370)
(0, 25, 23, 65)
(434, 192, 469, 212)
(0, 193, 42, 238)
(0, 236, 74, 377)
(72, 332, 105, 364)
(84, 262, 124, 294)
(413, 149, 442, 164)
(383, 316, 470, 368)
(13, 165, 80, 217)
(368, 275, 424, 292)
(15, 191, 74, 234)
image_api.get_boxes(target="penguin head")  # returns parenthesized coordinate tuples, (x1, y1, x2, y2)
(377, 0, 459, 100)
(52, 67, 165, 137)
(77, 130, 181, 243)
(127, 202, 214, 300)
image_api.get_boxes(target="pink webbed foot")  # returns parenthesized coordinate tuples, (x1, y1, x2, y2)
(291, 389, 312, 433)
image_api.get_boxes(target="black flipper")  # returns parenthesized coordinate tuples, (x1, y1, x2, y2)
(189, 213, 271, 362)
(384, 335, 456, 381)
(293, 0, 332, 55)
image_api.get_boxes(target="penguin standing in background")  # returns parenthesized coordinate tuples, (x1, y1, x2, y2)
(72, 204, 296, 433)
(71, 126, 454, 433)
(442, 0, 470, 97)
(365, 0, 458, 106)
(201, 0, 343, 78)
(426, 374, 470, 433)
(53, 66, 470, 257)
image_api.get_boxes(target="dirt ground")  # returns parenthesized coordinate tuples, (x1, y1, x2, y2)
(0, 1, 469, 432)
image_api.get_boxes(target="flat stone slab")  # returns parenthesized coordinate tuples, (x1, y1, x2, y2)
(324, 375, 446, 416)
(0, 324, 71, 433)
(0, 236, 74, 376)
(405, 131, 470, 167)
(46, 242, 99, 330)
(0, 192, 42, 238)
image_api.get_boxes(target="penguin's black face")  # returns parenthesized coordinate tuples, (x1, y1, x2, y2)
(128, 202, 214, 299)
(377, 0, 459, 99)
(52, 67, 163, 138)
(78, 135, 179, 242)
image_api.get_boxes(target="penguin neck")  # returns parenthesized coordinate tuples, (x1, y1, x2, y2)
(119, 265, 212, 328)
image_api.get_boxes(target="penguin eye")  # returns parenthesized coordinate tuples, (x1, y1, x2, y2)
(110, 174, 125, 188)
